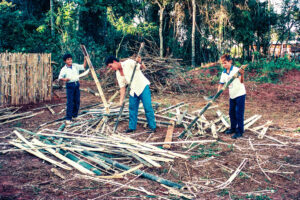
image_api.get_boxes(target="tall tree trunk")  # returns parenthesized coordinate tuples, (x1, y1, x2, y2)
(76, 5, 80, 31)
(159, 6, 165, 58)
(191, 0, 196, 67)
(50, 0, 54, 37)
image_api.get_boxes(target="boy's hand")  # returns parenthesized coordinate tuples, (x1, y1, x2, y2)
(61, 78, 70, 82)
(239, 68, 245, 75)
(136, 56, 141, 64)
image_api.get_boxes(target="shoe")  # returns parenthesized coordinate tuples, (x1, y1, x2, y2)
(225, 129, 235, 134)
(72, 117, 79, 121)
(232, 133, 243, 139)
(146, 128, 156, 133)
(125, 129, 135, 133)
(65, 120, 72, 125)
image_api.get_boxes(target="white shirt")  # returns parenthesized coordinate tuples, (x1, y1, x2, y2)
(219, 65, 246, 99)
(58, 63, 84, 82)
(116, 59, 150, 96)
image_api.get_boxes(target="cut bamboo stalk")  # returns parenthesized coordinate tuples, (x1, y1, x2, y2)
(258, 125, 270, 139)
(128, 149, 161, 168)
(46, 104, 55, 115)
(0, 111, 44, 125)
(75, 174, 154, 195)
(108, 90, 120, 103)
(253, 121, 271, 131)
(215, 158, 248, 189)
(51, 168, 66, 179)
(80, 45, 109, 112)
(9, 141, 72, 170)
(210, 123, 218, 138)
(244, 115, 262, 129)
(156, 102, 185, 114)
(83, 150, 184, 189)
(216, 110, 230, 128)
(32, 139, 94, 175)
(163, 121, 175, 149)
(17, 127, 103, 175)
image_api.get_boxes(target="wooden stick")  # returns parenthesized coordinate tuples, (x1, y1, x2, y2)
(163, 120, 175, 149)
(0, 111, 43, 125)
(46, 104, 55, 115)
(215, 158, 248, 189)
(32, 139, 94, 175)
(80, 45, 109, 113)
(9, 141, 72, 170)
(256, 152, 272, 181)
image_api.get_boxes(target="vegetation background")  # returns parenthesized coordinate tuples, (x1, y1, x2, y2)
(0, 0, 299, 82)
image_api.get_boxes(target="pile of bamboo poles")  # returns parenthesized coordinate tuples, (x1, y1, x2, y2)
(2, 100, 276, 199)
(7, 122, 188, 189)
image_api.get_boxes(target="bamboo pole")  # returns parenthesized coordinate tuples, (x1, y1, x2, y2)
(27, 126, 103, 175)
(80, 45, 109, 111)
(163, 121, 175, 149)
(178, 65, 248, 138)
(83, 150, 184, 189)
(11, 130, 72, 170)
(32, 139, 94, 175)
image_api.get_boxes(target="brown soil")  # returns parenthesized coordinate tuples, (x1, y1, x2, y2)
(0, 70, 299, 200)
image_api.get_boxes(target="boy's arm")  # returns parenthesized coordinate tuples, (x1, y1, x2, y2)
(60, 78, 70, 82)
(136, 56, 146, 70)
(239, 68, 244, 83)
(217, 84, 223, 92)
(119, 87, 126, 106)
(83, 57, 87, 69)
(58, 68, 70, 82)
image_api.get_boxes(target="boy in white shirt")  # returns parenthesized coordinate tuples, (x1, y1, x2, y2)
(218, 54, 246, 139)
(58, 54, 86, 124)
(105, 56, 156, 133)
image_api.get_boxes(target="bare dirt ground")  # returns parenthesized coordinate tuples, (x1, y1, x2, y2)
(0, 70, 299, 200)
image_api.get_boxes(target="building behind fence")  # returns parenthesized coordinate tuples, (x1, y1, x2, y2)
(0, 53, 52, 106)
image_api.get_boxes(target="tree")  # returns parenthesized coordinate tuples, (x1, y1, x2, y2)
(191, 0, 196, 67)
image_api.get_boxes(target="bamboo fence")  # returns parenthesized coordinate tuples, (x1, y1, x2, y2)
(0, 53, 52, 105)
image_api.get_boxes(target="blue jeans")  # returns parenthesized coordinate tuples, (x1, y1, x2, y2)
(229, 94, 246, 134)
(129, 85, 156, 130)
(66, 81, 80, 120)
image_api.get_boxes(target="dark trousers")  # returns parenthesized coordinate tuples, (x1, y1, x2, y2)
(229, 94, 246, 134)
(129, 85, 156, 130)
(66, 81, 80, 120)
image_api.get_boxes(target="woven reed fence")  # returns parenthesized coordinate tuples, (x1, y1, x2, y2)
(0, 53, 52, 106)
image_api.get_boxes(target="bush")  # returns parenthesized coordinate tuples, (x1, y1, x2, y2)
(243, 56, 300, 83)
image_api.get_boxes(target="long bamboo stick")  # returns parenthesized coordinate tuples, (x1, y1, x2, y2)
(83, 150, 184, 189)
(80, 45, 109, 112)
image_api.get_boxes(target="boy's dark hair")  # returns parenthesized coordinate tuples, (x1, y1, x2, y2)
(220, 54, 232, 61)
(63, 54, 72, 61)
(105, 56, 119, 66)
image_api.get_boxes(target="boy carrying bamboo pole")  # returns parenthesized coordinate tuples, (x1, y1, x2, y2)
(218, 54, 246, 139)
(105, 56, 156, 133)
(58, 54, 87, 124)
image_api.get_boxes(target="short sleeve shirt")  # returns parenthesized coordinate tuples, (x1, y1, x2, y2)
(58, 63, 84, 82)
(116, 59, 150, 96)
(219, 65, 246, 99)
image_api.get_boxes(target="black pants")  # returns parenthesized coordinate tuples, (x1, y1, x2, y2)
(66, 81, 80, 120)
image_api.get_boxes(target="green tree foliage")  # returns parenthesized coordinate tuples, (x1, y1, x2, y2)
(0, 0, 298, 80)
